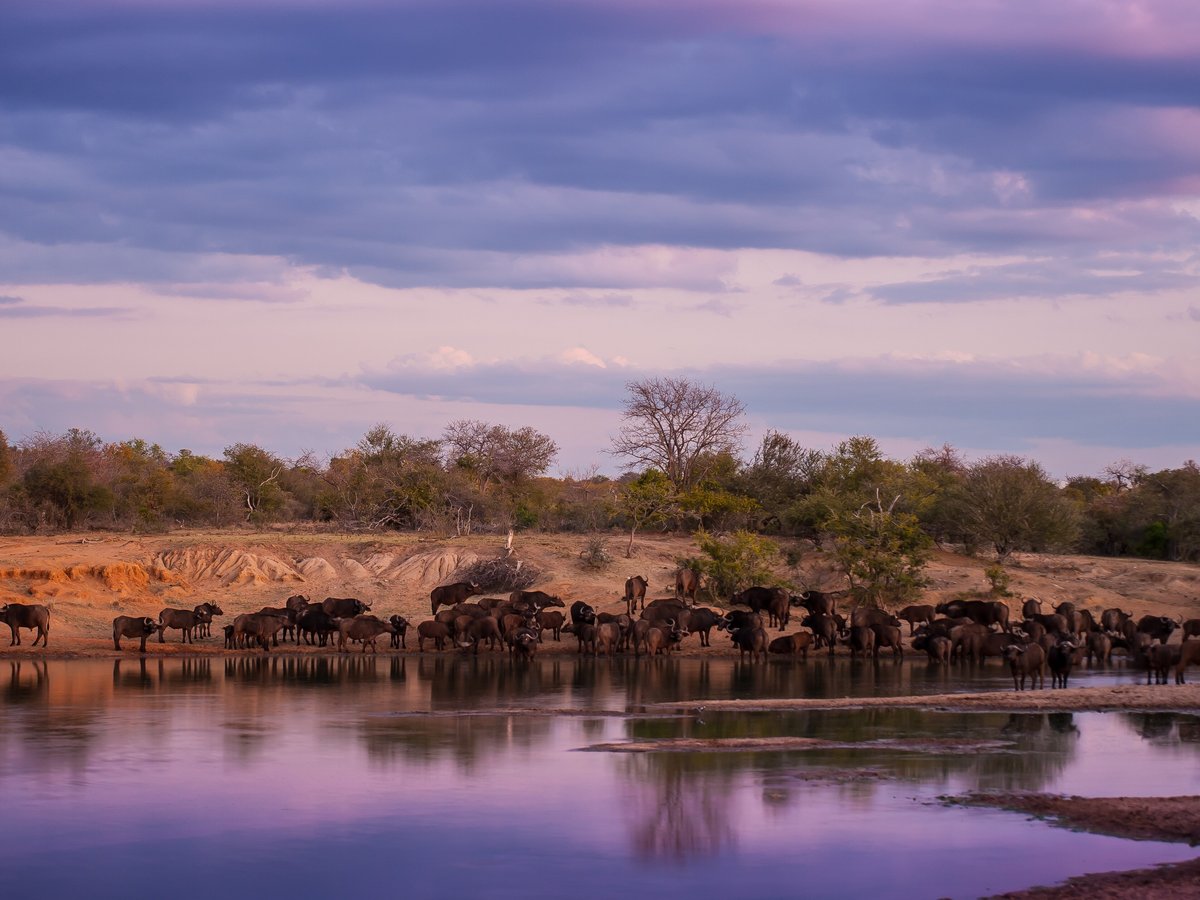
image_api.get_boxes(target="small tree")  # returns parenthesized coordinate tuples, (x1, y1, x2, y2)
(616, 468, 678, 557)
(223, 443, 285, 521)
(688, 529, 780, 600)
(825, 491, 931, 608)
(954, 456, 1078, 560)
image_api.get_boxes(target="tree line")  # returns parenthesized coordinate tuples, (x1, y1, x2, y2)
(0, 378, 1196, 570)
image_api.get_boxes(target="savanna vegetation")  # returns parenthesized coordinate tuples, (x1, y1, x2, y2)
(1, 378, 1197, 588)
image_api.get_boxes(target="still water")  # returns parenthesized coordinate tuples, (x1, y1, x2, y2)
(1, 656, 1196, 899)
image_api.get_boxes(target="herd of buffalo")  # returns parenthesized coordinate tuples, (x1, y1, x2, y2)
(3, 567, 1200, 690)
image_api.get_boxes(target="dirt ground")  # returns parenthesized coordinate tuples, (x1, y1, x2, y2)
(966, 794, 1200, 899)
(1, 529, 1198, 660)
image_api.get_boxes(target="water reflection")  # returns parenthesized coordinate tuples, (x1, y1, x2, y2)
(1, 658, 1199, 899)
(5, 659, 48, 703)
(620, 754, 737, 861)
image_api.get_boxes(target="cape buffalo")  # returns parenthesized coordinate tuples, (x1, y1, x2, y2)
(730, 586, 791, 630)
(1138, 615, 1181, 644)
(157, 607, 202, 644)
(337, 615, 396, 653)
(389, 615, 410, 649)
(113, 616, 157, 652)
(768, 632, 813, 660)
(0, 603, 50, 647)
(674, 567, 701, 605)
(1003, 643, 1046, 691)
(1047, 639, 1078, 688)
(430, 582, 481, 615)
(896, 604, 935, 635)
(935, 599, 1010, 631)
(323, 597, 370, 619)
(624, 575, 649, 614)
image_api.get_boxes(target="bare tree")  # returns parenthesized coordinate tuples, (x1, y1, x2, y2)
(610, 378, 747, 488)
(442, 420, 558, 490)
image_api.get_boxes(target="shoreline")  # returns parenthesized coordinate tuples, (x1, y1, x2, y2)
(652, 683, 1200, 713)
(963, 793, 1200, 899)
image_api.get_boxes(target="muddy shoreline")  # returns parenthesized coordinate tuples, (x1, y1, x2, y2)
(962, 793, 1200, 898)
(654, 683, 1200, 713)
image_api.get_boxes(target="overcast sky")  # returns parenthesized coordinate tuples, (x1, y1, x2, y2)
(2, 0, 1199, 477)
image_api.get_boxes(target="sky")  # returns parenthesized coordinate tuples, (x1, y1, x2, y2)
(2, 0, 1199, 477)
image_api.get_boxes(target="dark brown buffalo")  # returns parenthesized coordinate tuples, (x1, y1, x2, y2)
(1100, 607, 1132, 633)
(935, 599, 1010, 631)
(536, 609, 565, 642)
(563, 622, 598, 654)
(337, 615, 396, 653)
(729, 625, 767, 661)
(510, 626, 539, 660)
(389, 615, 410, 649)
(851, 607, 902, 630)
(1021, 598, 1044, 618)
(193, 602, 224, 638)
(678, 607, 721, 647)
(624, 575, 649, 614)
(570, 600, 597, 626)
(322, 597, 370, 619)
(285, 594, 311, 612)
(847, 626, 876, 659)
(233, 613, 287, 651)
(417, 620, 450, 651)
(801, 613, 838, 654)
(629, 619, 652, 656)
(255, 607, 294, 645)
(1017, 620, 1047, 643)
(730, 586, 792, 630)
(430, 582, 481, 615)
(647, 621, 688, 656)
(768, 632, 813, 660)
(510, 590, 565, 610)
(499, 612, 533, 641)
(0, 603, 50, 647)
(719, 609, 765, 634)
(1182, 619, 1200, 640)
(641, 601, 690, 628)
(1029, 612, 1070, 636)
(1137, 615, 1181, 644)
(796, 590, 840, 616)
(113, 616, 157, 652)
(1085, 631, 1113, 665)
(674, 567, 701, 605)
(1047, 639, 1078, 688)
(949, 622, 991, 662)
(1147, 643, 1181, 685)
(463, 616, 503, 653)
(869, 623, 904, 660)
(1173, 639, 1200, 684)
(297, 607, 338, 646)
(157, 607, 202, 644)
(912, 633, 951, 663)
(896, 604, 935, 635)
(1003, 643, 1046, 691)
(595, 622, 623, 656)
